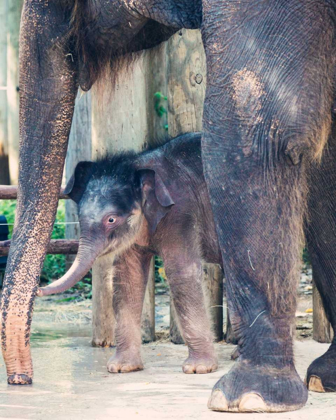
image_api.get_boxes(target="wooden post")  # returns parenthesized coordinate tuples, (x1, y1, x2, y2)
(145, 43, 168, 146)
(0, 185, 70, 200)
(313, 282, 334, 343)
(166, 29, 221, 343)
(65, 92, 92, 269)
(0, 239, 79, 256)
(7, 0, 23, 184)
(0, 0, 9, 185)
(167, 29, 206, 138)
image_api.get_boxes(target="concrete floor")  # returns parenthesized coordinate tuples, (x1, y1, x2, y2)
(0, 296, 335, 420)
(0, 333, 336, 420)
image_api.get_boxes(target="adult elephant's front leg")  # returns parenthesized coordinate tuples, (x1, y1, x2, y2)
(201, 1, 335, 412)
(1, 1, 77, 384)
(204, 133, 308, 412)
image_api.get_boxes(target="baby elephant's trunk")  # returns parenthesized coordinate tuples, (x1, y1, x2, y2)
(37, 239, 101, 296)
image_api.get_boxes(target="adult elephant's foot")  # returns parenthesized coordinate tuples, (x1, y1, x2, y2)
(182, 353, 218, 374)
(107, 350, 143, 373)
(2, 319, 34, 385)
(8, 374, 33, 385)
(208, 361, 308, 413)
(306, 344, 336, 392)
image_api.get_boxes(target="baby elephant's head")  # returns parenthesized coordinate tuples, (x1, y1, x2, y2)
(37, 152, 174, 297)
(70, 155, 144, 258)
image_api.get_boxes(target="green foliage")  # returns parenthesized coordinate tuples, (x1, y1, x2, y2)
(155, 256, 166, 283)
(302, 248, 311, 266)
(0, 199, 91, 299)
(0, 200, 67, 281)
(41, 201, 66, 282)
(55, 296, 78, 303)
(68, 279, 92, 299)
(0, 200, 16, 236)
(154, 92, 168, 130)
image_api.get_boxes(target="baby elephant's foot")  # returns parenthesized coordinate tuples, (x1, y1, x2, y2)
(183, 353, 218, 374)
(107, 351, 143, 373)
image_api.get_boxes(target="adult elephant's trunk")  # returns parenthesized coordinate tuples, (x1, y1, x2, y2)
(1, 1, 78, 385)
(37, 239, 101, 297)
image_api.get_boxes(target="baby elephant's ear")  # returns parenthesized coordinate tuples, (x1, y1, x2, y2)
(64, 161, 94, 203)
(138, 170, 175, 234)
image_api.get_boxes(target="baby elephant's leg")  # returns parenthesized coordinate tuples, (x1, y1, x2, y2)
(164, 254, 218, 374)
(107, 248, 152, 373)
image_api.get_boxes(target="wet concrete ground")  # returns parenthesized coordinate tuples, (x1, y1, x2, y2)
(0, 295, 335, 420)
(0, 336, 335, 420)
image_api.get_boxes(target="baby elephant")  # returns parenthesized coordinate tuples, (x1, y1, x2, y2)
(38, 132, 222, 374)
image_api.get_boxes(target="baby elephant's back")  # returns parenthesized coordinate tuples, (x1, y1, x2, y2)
(157, 133, 220, 264)
(157, 132, 207, 206)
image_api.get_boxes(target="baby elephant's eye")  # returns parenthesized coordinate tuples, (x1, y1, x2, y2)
(108, 217, 116, 224)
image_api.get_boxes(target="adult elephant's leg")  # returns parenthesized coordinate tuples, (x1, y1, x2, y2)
(203, 126, 308, 412)
(305, 124, 336, 393)
(1, 1, 77, 384)
(201, 2, 334, 412)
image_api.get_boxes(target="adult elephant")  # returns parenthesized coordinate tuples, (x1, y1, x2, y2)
(2, 0, 336, 413)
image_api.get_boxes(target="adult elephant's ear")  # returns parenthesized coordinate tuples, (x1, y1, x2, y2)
(63, 162, 94, 203)
(138, 170, 175, 234)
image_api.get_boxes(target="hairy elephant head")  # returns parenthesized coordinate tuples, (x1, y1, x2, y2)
(37, 153, 174, 296)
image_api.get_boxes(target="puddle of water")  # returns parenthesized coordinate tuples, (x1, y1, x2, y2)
(31, 325, 92, 348)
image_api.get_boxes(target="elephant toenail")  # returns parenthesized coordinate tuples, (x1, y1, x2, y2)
(7, 374, 33, 385)
(182, 365, 194, 374)
(196, 365, 207, 374)
(308, 376, 325, 393)
(239, 393, 267, 412)
(208, 389, 229, 411)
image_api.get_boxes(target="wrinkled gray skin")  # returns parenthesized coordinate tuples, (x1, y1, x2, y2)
(2, 0, 336, 414)
(38, 133, 220, 374)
